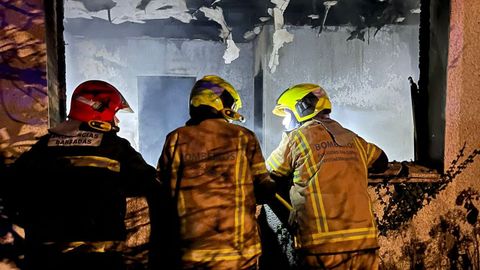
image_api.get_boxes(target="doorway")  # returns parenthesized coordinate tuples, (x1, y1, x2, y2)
(137, 75, 196, 166)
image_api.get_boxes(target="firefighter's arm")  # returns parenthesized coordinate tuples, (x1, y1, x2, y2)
(266, 132, 294, 178)
(121, 138, 159, 196)
(151, 132, 182, 270)
(369, 150, 388, 173)
(156, 132, 181, 191)
(266, 133, 295, 213)
(357, 137, 389, 173)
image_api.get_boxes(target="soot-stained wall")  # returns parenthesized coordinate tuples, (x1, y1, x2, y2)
(65, 25, 419, 163)
(259, 25, 419, 161)
(64, 35, 254, 159)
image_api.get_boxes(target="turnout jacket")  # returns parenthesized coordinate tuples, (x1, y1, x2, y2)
(7, 120, 157, 244)
(157, 118, 274, 269)
(267, 118, 385, 254)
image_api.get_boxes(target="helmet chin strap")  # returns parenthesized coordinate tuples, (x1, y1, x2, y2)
(221, 108, 245, 123)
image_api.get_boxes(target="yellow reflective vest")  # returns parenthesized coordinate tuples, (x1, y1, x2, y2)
(267, 118, 383, 254)
(157, 118, 271, 269)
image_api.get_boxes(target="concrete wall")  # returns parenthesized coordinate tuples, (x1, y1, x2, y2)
(440, 0, 480, 232)
(260, 25, 419, 161)
(64, 36, 254, 152)
(445, 0, 480, 171)
(376, 0, 480, 268)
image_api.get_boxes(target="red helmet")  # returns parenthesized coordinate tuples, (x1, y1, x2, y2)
(68, 80, 132, 122)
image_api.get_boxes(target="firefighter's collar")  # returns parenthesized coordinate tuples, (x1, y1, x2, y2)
(48, 119, 82, 136)
(313, 118, 356, 146)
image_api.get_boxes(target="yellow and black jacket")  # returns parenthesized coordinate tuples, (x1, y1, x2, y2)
(267, 118, 384, 254)
(157, 118, 274, 269)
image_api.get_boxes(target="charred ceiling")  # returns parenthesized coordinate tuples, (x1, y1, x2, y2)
(64, 0, 420, 43)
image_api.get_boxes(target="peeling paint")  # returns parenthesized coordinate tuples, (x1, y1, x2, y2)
(243, 26, 263, 41)
(199, 6, 230, 41)
(259, 17, 271, 22)
(200, 6, 241, 64)
(268, 0, 293, 73)
(64, 0, 194, 24)
(268, 29, 294, 73)
(223, 37, 240, 64)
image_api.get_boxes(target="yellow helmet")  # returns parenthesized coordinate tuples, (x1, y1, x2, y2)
(190, 75, 244, 122)
(273, 83, 332, 122)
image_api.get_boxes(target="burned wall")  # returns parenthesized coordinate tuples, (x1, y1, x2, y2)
(64, 35, 254, 155)
(260, 25, 419, 161)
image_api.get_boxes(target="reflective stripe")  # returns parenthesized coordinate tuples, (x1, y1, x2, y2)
(293, 170, 302, 183)
(353, 138, 367, 178)
(63, 156, 120, 172)
(275, 165, 290, 175)
(367, 145, 377, 165)
(168, 133, 186, 227)
(239, 137, 248, 249)
(307, 233, 378, 246)
(352, 138, 377, 229)
(293, 135, 322, 233)
(234, 133, 248, 249)
(295, 131, 329, 233)
(182, 243, 261, 262)
(43, 240, 121, 253)
(169, 133, 181, 196)
(267, 155, 290, 175)
(266, 159, 275, 170)
(313, 227, 377, 237)
(266, 150, 291, 175)
(178, 191, 186, 215)
(303, 227, 377, 246)
(270, 155, 282, 168)
(299, 131, 329, 232)
(251, 162, 267, 175)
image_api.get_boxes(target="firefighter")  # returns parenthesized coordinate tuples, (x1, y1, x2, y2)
(157, 75, 276, 270)
(266, 83, 388, 270)
(6, 80, 161, 270)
